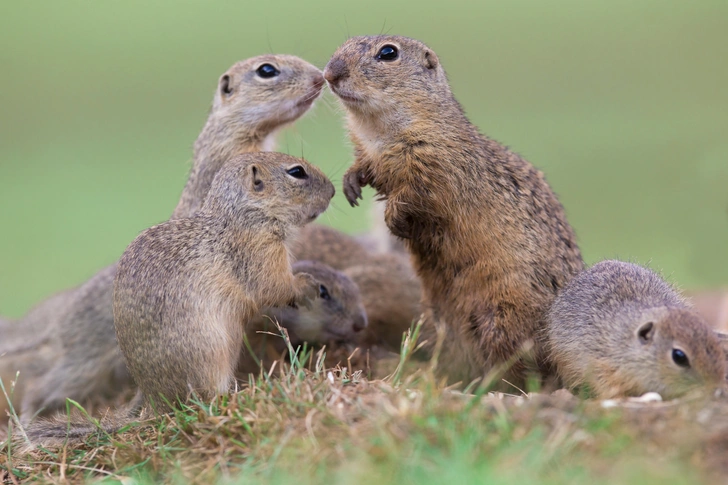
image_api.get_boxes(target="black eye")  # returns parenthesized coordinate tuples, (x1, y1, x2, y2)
(286, 166, 308, 179)
(376, 45, 399, 61)
(256, 64, 280, 78)
(319, 284, 331, 300)
(220, 75, 233, 95)
(672, 349, 690, 368)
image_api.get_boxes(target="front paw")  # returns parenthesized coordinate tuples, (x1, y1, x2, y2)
(294, 273, 319, 310)
(343, 169, 366, 207)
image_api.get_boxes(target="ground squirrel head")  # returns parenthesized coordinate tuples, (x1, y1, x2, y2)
(324, 36, 450, 124)
(628, 307, 726, 399)
(212, 55, 324, 146)
(201, 152, 334, 228)
(287, 260, 368, 343)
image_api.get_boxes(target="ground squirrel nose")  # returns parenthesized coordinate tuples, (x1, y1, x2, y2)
(324, 59, 348, 86)
(353, 314, 367, 332)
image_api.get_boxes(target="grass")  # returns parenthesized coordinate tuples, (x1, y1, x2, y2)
(2, 329, 727, 484)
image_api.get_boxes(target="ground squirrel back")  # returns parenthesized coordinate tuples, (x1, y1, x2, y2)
(548, 260, 725, 399)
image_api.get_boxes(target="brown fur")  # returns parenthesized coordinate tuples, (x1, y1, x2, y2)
(2, 55, 323, 422)
(344, 252, 422, 351)
(548, 260, 726, 399)
(21, 153, 334, 449)
(291, 224, 422, 352)
(237, 260, 367, 376)
(324, 36, 584, 386)
(290, 224, 373, 270)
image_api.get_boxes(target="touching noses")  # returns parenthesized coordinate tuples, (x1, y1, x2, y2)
(323, 58, 349, 86)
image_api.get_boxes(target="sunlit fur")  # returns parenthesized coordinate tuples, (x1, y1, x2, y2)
(548, 260, 726, 399)
(7, 55, 323, 422)
(325, 36, 584, 386)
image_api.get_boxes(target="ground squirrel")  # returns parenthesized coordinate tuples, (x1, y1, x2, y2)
(237, 260, 367, 376)
(324, 36, 584, 386)
(5, 55, 324, 421)
(548, 260, 726, 399)
(291, 224, 422, 351)
(22, 153, 334, 448)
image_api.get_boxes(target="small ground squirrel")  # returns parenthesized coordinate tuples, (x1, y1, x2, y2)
(290, 224, 422, 351)
(324, 36, 584, 386)
(22, 153, 335, 448)
(237, 260, 367, 376)
(4, 54, 324, 421)
(548, 260, 726, 399)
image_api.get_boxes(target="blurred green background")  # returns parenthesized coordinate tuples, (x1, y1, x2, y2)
(1, 0, 726, 318)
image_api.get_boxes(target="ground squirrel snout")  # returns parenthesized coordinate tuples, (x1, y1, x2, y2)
(548, 260, 726, 399)
(326, 35, 584, 386)
(114, 152, 334, 410)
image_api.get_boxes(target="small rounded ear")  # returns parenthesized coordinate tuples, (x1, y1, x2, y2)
(220, 74, 233, 96)
(637, 321, 655, 344)
(251, 165, 264, 192)
(423, 49, 439, 70)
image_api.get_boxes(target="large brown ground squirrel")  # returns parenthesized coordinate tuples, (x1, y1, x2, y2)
(237, 260, 367, 376)
(324, 36, 584, 386)
(4, 55, 323, 421)
(23, 153, 334, 447)
(547, 260, 725, 399)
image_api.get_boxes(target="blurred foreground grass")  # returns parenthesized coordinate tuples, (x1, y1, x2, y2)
(1, 0, 727, 316)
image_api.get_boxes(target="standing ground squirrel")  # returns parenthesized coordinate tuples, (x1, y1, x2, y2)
(237, 260, 367, 376)
(324, 36, 584, 386)
(548, 260, 726, 399)
(22, 153, 335, 448)
(3, 55, 324, 421)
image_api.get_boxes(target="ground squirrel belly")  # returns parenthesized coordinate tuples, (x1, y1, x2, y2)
(237, 260, 367, 376)
(324, 36, 584, 386)
(11, 55, 324, 421)
(548, 260, 725, 399)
